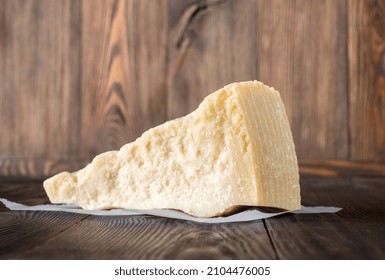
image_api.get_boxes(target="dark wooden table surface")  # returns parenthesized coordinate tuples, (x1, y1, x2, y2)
(1, 161, 384, 260)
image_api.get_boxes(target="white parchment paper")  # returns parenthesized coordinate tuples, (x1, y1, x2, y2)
(0, 198, 341, 224)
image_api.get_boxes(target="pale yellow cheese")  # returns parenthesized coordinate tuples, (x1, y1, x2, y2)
(44, 81, 300, 217)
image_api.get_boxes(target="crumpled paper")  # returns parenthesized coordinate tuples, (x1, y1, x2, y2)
(0, 198, 341, 224)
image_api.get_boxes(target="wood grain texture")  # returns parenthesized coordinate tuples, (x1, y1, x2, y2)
(167, 0, 258, 119)
(0, 180, 49, 207)
(0, 0, 81, 159)
(0, 180, 275, 260)
(0, 211, 87, 259)
(0, 158, 89, 180)
(80, 0, 167, 158)
(265, 177, 385, 259)
(167, 0, 348, 160)
(17, 216, 275, 260)
(1, 0, 385, 179)
(348, 0, 385, 160)
(1, 177, 384, 259)
(0, 0, 168, 167)
(299, 160, 385, 177)
(257, 0, 348, 160)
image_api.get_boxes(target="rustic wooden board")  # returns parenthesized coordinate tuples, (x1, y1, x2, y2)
(0, 181, 87, 259)
(16, 216, 274, 260)
(0, 158, 89, 179)
(0, 0, 82, 159)
(80, 0, 168, 157)
(0, 211, 87, 259)
(258, 0, 348, 160)
(0, 181, 275, 260)
(167, 0, 348, 159)
(348, 0, 385, 160)
(1, 0, 385, 179)
(0, 180, 48, 206)
(0, 175, 384, 259)
(299, 160, 385, 177)
(167, 0, 258, 120)
(265, 177, 385, 259)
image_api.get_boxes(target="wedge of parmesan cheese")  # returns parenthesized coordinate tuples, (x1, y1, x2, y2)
(44, 81, 300, 217)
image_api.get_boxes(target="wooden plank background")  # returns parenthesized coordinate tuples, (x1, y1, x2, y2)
(0, 0, 384, 178)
